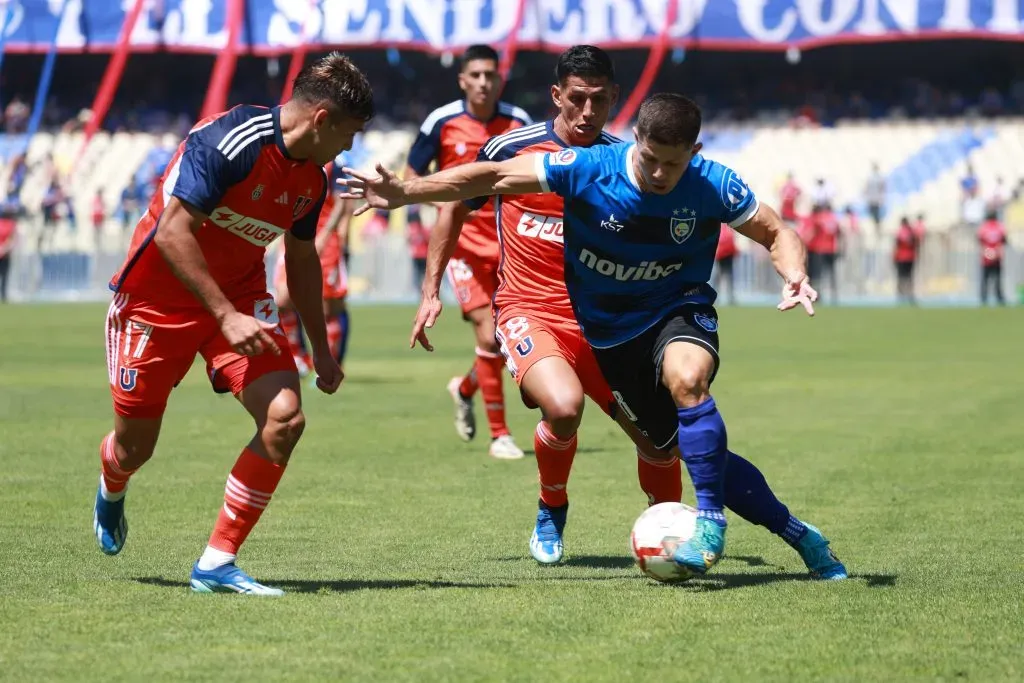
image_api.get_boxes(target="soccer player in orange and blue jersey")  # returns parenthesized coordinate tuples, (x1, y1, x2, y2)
(95, 53, 373, 595)
(406, 44, 532, 459)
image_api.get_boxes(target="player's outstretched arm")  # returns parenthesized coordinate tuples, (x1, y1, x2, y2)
(283, 232, 342, 393)
(154, 197, 281, 355)
(734, 203, 818, 316)
(339, 154, 544, 215)
(410, 201, 470, 351)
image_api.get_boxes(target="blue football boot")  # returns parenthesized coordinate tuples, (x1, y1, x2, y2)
(189, 562, 285, 596)
(93, 478, 128, 556)
(672, 516, 726, 575)
(529, 500, 568, 565)
(793, 522, 848, 580)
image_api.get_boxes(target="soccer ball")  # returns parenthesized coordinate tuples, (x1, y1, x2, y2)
(629, 502, 698, 583)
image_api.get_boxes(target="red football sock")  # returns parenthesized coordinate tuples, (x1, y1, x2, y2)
(325, 316, 342, 361)
(637, 449, 683, 506)
(457, 363, 478, 399)
(535, 421, 577, 508)
(475, 347, 508, 438)
(207, 448, 286, 554)
(99, 430, 137, 495)
(279, 309, 310, 367)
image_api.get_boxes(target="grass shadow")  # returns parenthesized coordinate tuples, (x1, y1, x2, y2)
(562, 555, 636, 569)
(133, 577, 515, 593)
(672, 571, 898, 592)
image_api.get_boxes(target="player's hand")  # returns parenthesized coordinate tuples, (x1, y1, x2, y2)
(337, 163, 404, 216)
(410, 292, 443, 351)
(777, 272, 818, 316)
(220, 312, 281, 356)
(311, 349, 344, 394)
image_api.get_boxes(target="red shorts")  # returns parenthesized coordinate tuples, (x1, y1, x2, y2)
(494, 307, 616, 416)
(105, 292, 296, 419)
(273, 253, 348, 301)
(446, 246, 498, 315)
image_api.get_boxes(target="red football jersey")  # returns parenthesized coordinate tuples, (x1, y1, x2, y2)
(978, 219, 1007, 266)
(111, 105, 327, 307)
(893, 224, 919, 263)
(467, 120, 619, 316)
(407, 100, 531, 262)
(807, 210, 840, 255)
(780, 180, 801, 221)
(716, 225, 738, 260)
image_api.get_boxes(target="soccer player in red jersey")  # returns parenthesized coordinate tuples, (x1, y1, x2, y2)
(406, 44, 532, 459)
(95, 53, 373, 595)
(274, 159, 355, 373)
(406, 46, 687, 563)
(978, 210, 1007, 305)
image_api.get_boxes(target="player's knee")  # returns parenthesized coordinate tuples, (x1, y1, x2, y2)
(542, 392, 585, 436)
(664, 364, 710, 408)
(263, 394, 306, 456)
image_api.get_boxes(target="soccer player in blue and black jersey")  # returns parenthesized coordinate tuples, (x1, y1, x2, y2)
(343, 93, 846, 580)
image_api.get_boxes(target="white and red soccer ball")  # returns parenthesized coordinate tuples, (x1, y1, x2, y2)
(629, 502, 698, 583)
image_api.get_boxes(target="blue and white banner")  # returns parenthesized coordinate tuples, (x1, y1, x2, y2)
(0, 0, 1021, 53)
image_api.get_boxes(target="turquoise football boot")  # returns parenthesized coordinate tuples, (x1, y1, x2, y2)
(672, 516, 726, 575)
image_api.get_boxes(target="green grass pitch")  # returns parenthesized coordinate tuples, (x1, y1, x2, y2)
(1, 303, 1021, 682)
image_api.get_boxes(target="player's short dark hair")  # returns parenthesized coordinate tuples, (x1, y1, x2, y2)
(461, 44, 499, 70)
(291, 51, 375, 122)
(636, 93, 702, 147)
(554, 45, 615, 84)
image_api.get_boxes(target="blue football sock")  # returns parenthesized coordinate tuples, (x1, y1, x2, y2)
(676, 397, 729, 525)
(336, 310, 350, 363)
(724, 451, 808, 546)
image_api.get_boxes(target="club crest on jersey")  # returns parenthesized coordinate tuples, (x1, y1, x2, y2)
(670, 216, 696, 244)
(550, 149, 576, 166)
(118, 366, 138, 391)
(693, 313, 718, 333)
(251, 184, 264, 200)
(292, 195, 314, 218)
(455, 142, 467, 156)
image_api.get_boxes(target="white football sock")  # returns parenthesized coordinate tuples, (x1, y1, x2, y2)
(99, 475, 127, 502)
(197, 546, 237, 571)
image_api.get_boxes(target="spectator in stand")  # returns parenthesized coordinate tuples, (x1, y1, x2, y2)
(91, 190, 106, 236)
(864, 162, 886, 234)
(987, 176, 1009, 220)
(977, 210, 1007, 306)
(7, 154, 28, 197)
(406, 205, 430, 292)
(805, 206, 842, 305)
(842, 206, 860, 236)
(894, 217, 920, 306)
(714, 224, 738, 306)
(810, 177, 834, 210)
(961, 164, 979, 201)
(3, 96, 30, 134)
(39, 179, 63, 249)
(119, 178, 142, 232)
(0, 201, 16, 302)
(779, 172, 801, 226)
(961, 184, 986, 234)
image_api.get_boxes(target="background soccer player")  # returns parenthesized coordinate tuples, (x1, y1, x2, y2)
(94, 53, 372, 595)
(342, 93, 847, 581)
(275, 159, 356, 374)
(405, 44, 532, 459)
